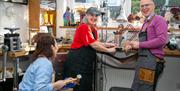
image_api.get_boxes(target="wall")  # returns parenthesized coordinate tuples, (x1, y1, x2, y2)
(0, 2, 30, 79)
(56, 0, 131, 38)
(0, 2, 29, 43)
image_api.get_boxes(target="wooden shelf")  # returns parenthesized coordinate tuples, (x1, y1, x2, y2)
(169, 28, 180, 32)
(59, 26, 119, 30)
(40, 10, 56, 36)
(41, 24, 54, 27)
(164, 48, 180, 57)
(59, 26, 140, 31)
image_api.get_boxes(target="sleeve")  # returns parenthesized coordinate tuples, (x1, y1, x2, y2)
(33, 61, 54, 91)
(140, 17, 168, 49)
(81, 25, 97, 46)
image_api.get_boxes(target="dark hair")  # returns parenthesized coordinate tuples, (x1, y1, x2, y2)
(66, 6, 70, 11)
(32, 33, 56, 60)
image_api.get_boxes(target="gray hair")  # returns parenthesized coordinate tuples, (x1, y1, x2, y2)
(82, 16, 88, 24)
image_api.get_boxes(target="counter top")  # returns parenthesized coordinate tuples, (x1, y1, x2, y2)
(57, 44, 180, 57)
(163, 48, 180, 57)
(0, 44, 70, 57)
(0, 44, 179, 57)
(0, 46, 35, 57)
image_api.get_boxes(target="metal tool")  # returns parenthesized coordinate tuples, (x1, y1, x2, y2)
(64, 74, 82, 84)
(4, 27, 22, 51)
(62, 74, 82, 90)
(1, 45, 9, 82)
(3, 27, 22, 91)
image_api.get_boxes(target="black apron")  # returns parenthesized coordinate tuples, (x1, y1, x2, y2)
(131, 30, 165, 91)
(63, 32, 97, 91)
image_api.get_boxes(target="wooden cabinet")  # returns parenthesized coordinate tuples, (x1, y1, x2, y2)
(40, 9, 56, 36)
(29, 0, 40, 31)
(28, 0, 56, 36)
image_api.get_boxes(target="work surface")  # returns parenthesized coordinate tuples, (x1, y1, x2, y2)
(0, 44, 179, 57)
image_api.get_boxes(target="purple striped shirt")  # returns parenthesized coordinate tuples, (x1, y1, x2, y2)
(139, 15, 168, 59)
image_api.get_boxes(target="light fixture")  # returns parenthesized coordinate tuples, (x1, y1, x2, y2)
(116, 0, 127, 23)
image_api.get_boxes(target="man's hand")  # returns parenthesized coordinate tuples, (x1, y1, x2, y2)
(124, 41, 132, 52)
(130, 41, 140, 49)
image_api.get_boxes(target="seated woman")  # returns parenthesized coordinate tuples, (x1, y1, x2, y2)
(19, 34, 74, 91)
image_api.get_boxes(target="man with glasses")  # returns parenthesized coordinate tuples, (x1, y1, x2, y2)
(125, 0, 168, 91)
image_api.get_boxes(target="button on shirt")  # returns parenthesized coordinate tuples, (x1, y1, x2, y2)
(139, 15, 168, 59)
(19, 57, 54, 91)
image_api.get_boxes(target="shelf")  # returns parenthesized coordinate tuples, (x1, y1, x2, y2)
(41, 24, 54, 27)
(169, 28, 180, 32)
(59, 26, 140, 31)
(40, 8, 55, 12)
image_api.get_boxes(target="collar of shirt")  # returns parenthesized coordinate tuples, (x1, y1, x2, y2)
(144, 13, 155, 23)
(141, 13, 155, 31)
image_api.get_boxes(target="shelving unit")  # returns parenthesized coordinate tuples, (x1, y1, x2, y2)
(40, 9, 56, 36)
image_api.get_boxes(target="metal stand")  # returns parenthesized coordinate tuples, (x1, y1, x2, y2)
(8, 50, 27, 91)
(1, 45, 9, 82)
(3, 27, 22, 91)
(13, 57, 19, 91)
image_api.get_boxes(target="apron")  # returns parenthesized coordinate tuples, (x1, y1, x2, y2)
(63, 32, 97, 91)
(131, 30, 165, 91)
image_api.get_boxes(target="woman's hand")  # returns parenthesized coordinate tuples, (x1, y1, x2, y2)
(64, 77, 77, 84)
(104, 43, 117, 48)
(53, 80, 66, 90)
(107, 46, 117, 53)
(90, 41, 118, 53)
(53, 78, 77, 90)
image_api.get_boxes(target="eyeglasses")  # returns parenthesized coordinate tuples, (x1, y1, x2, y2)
(140, 3, 153, 8)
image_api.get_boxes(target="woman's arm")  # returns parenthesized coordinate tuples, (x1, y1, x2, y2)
(33, 62, 55, 91)
(52, 78, 76, 90)
(90, 41, 116, 53)
(100, 42, 116, 48)
(52, 80, 66, 90)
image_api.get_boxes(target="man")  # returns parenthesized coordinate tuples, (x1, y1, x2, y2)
(125, 0, 168, 91)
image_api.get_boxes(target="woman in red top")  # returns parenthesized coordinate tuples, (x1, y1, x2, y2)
(63, 7, 117, 91)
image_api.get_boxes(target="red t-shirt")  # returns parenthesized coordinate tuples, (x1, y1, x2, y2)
(71, 23, 98, 49)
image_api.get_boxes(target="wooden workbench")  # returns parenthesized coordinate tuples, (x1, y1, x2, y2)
(57, 44, 180, 57)
(0, 44, 179, 57)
